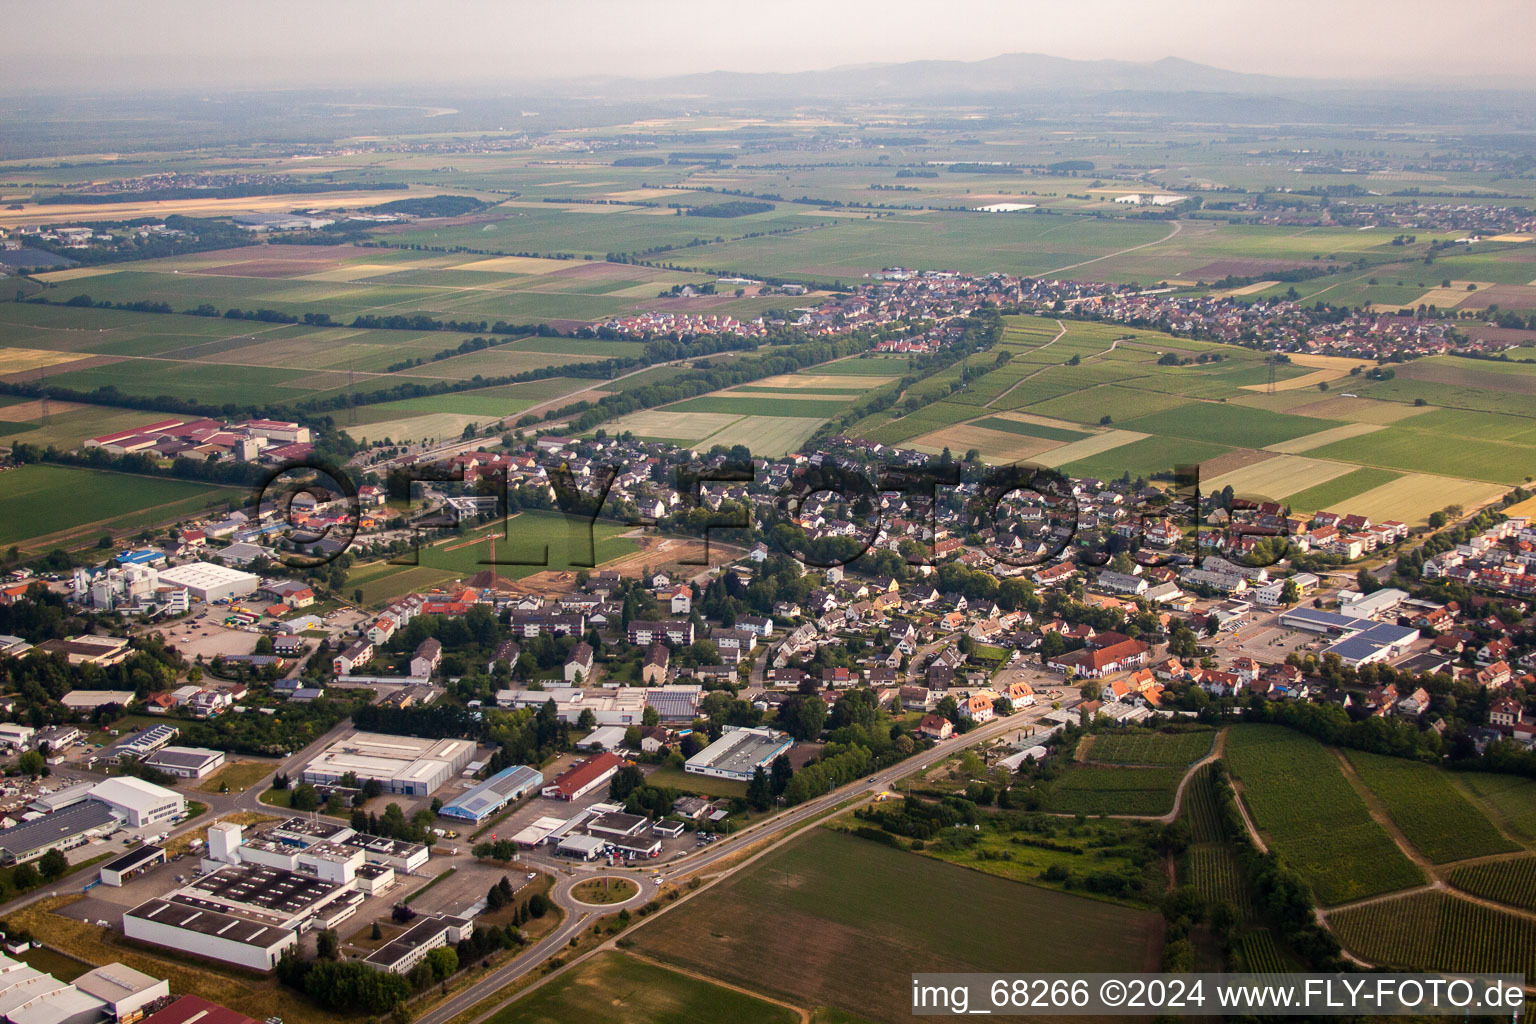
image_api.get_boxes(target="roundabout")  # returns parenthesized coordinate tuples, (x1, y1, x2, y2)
(566, 875, 642, 907)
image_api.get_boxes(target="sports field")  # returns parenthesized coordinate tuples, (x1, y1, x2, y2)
(346, 510, 638, 604)
(629, 829, 1162, 1024)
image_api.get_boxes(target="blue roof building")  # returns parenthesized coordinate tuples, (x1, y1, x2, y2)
(439, 765, 544, 824)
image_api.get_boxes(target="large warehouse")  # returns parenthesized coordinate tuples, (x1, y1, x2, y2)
(685, 726, 793, 782)
(154, 562, 260, 603)
(90, 776, 185, 827)
(124, 862, 360, 971)
(302, 731, 475, 797)
(439, 765, 543, 824)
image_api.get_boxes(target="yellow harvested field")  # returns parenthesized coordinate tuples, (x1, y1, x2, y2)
(0, 399, 86, 421)
(603, 187, 689, 201)
(1339, 474, 1509, 525)
(0, 347, 94, 373)
(1289, 354, 1376, 371)
(1203, 454, 1359, 501)
(1263, 422, 1385, 454)
(297, 263, 405, 282)
(350, 412, 489, 445)
(909, 424, 1060, 464)
(696, 415, 825, 457)
(1213, 280, 1278, 297)
(0, 188, 442, 228)
(1404, 282, 1495, 308)
(1501, 493, 1536, 519)
(1491, 234, 1536, 243)
(605, 409, 743, 441)
(777, 373, 901, 389)
(1241, 368, 1346, 392)
(1285, 396, 1433, 424)
(1035, 430, 1149, 468)
(725, 389, 853, 402)
(455, 255, 577, 274)
(29, 265, 123, 283)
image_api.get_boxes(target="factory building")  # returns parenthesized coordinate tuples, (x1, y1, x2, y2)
(153, 562, 260, 604)
(439, 765, 543, 824)
(301, 731, 474, 797)
(684, 726, 793, 782)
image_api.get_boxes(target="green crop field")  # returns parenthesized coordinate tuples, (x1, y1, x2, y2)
(1343, 751, 1517, 864)
(1084, 729, 1215, 767)
(1454, 773, 1536, 841)
(1223, 725, 1424, 905)
(1034, 762, 1188, 816)
(1057, 435, 1233, 482)
(1118, 403, 1340, 449)
(970, 416, 1090, 442)
(1183, 763, 1227, 845)
(1279, 466, 1402, 514)
(1330, 890, 1536, 981)
(1449, 856, 1536, 912)
(0, 464, 239, 550)
(1308, 424, 1536, 485)
(1238, 929, 1292, 972)
(628, 828, 1162, 1024)
(489, 952, 798, 1024)
(1186, 845, 1252, 915)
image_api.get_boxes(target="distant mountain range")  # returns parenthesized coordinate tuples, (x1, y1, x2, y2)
(605, 53, 1299, 101)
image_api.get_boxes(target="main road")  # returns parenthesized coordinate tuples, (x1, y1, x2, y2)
(412, 699, 1067, 1024)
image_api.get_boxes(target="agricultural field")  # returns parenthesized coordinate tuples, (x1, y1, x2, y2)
(1033, 762, 1188, 816)
(0, 463, 241, 552)
(1453, 773, 1536, 841)
(1342, 750, 1517, 864)
(1082, 729, 1215, 767)
(0, 245, 762, 418)
(490, 952, 798, 1024)
(610, 358, 903, 455)
(1329, 890, 1536, 981)
(628, 828, 1163, 1024)
(1223, 726, 1424, 906)
(1449, 856, 1536, 912)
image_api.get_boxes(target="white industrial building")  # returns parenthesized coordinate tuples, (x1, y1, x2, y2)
(89, 776, 185, 828)
(301, 731, 475, 797)
(153, 562, 260, 603)
(684, 726, 793, 782)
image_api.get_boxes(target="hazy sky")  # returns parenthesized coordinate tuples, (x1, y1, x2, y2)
(4, 0, 1534, 92)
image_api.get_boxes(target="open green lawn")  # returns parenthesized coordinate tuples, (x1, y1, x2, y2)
(0, 464, 238, 550)
(489, 952, 798, 1024)
(644, 764, 747, 800)
(629, 828, 1162, 1024)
